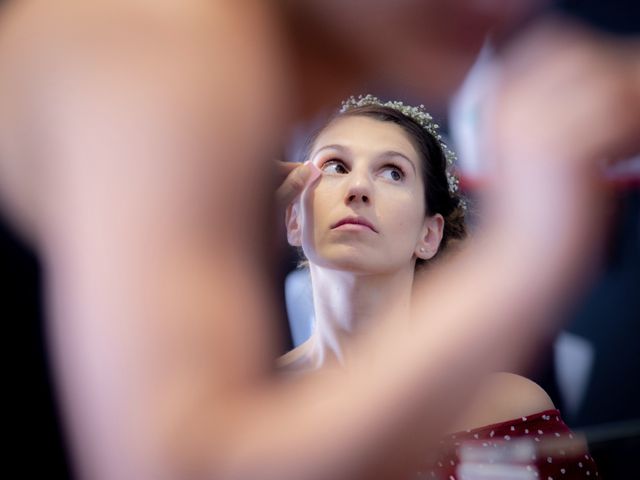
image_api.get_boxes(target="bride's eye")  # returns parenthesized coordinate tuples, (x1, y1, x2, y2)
(380, 165, 405, 182)
(321, 159, 348, 174)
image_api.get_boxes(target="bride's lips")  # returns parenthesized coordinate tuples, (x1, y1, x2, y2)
(331, 216, 378, 233)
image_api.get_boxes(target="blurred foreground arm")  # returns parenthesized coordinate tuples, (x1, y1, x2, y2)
(1, 2, 639, 480)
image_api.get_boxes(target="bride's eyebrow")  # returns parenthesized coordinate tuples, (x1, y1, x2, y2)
(377, 151, 416, 174)
(311, 144, 350, 158)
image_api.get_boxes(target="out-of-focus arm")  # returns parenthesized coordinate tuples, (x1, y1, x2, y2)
(1, 3, 638, 480)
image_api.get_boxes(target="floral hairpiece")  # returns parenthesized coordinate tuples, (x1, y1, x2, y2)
(339, 94, 463, 202)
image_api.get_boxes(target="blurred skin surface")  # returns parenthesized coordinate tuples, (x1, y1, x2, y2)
(282, 0, 548, 115)
(0, 1, 639, 480)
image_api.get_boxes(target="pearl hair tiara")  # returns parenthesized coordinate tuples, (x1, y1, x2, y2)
(339, 94, 462, 200)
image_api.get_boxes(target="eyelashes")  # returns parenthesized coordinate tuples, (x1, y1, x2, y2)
(320, 159, 348, 175)
(320, 159, 406, 182)
(381, 164, 405, 182)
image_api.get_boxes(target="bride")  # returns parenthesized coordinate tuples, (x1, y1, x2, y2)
(279, 95, 599, 479)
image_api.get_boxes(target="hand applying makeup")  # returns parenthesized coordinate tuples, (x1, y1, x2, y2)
(276, 160, 322, 212)
(273, 161, 322, 253)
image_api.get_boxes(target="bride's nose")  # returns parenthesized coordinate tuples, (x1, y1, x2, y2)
(344, 170, 372, 205)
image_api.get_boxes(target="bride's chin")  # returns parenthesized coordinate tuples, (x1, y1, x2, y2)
(309, 254, 373, 274)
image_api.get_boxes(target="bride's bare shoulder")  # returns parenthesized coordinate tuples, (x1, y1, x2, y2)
(450, 372, 555, 432)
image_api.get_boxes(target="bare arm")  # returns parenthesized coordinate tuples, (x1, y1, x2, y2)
(1, 3, 639, 480)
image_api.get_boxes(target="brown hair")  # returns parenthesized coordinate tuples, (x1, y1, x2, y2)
(300, 104, 467, 266)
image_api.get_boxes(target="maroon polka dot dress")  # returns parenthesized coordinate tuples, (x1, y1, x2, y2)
(416, 409, 599, 479)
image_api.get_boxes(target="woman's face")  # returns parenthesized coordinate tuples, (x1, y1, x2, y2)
(288, 115, 443, 274)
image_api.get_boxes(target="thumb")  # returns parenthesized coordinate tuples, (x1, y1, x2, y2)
(276, 161, 321, 209)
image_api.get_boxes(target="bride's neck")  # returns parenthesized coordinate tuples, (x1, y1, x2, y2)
(308, 265, 415, 366)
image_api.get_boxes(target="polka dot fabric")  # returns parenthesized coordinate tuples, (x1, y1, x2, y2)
(417, 410, 599, 479)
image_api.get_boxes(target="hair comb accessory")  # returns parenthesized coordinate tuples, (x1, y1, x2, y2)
(340, 94, 463, 205)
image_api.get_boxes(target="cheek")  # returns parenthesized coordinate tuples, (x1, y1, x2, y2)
(304, 181, 337, 223)
(381, 192, 425, 230)
(378, 198, 426, 256)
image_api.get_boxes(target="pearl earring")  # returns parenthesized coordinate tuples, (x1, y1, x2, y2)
(419, 247, 425, 253)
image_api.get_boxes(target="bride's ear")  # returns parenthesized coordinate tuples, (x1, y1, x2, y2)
(415, 213, 444, 260)
(285, 202, 302, 247)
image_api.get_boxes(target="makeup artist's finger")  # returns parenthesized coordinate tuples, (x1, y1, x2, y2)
(276, 161, 321, 209)
(275, 160, 300, 183)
